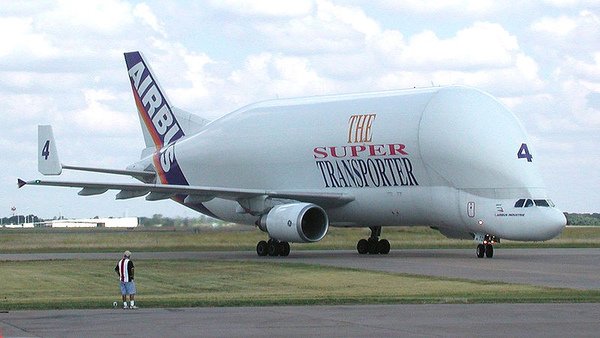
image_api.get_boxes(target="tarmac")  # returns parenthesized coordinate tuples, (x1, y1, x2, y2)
(2, 303, 600, 337)
(1, 248, 600, 337)
(2, 248, 599, 289)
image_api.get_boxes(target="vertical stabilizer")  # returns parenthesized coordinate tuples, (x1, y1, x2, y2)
(38, 125, 62, 175)
(124, 51, 186, 150)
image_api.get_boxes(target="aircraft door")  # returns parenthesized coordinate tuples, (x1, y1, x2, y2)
(467, 201, 475, 218)
(459, 190, 487, 232)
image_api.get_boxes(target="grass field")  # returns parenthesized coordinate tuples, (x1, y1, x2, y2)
(2, 260, 599, 311)
(0, 226, 599, 253)
(1, 227, 599, 310)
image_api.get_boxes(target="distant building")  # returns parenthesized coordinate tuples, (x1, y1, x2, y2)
(41, 217, 139, 228)
(3, 222, 34, 228)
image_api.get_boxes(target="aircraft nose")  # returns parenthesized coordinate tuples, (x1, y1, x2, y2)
(546, 209, 567, 238)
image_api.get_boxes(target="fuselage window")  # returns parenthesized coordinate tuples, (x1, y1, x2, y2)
(514, 199, 526, 208)
(524, 199, 534, 207)
(534, 199, 550, 207)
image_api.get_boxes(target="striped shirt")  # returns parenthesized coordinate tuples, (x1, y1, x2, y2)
(115, 258, 135, 282)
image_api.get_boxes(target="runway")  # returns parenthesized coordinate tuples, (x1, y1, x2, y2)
(2, 303, 600, 337)
(2, 248, 600, 289)
(2, 249, 600, 337)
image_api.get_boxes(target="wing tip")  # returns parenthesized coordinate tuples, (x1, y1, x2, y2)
(17, 178, 27, 188)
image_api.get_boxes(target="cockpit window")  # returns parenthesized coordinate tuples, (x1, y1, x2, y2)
(515, 198, 555, 208)
(534, 199, 550, 207)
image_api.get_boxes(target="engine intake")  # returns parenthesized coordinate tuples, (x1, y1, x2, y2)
(259, 203, 329, 243)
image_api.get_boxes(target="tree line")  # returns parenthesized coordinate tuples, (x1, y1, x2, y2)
(138, 214, 226, 227)
(564, 213, 600, 226)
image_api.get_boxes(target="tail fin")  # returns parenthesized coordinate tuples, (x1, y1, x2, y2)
(124, 51, 185, 151)
(38, 125, 62, 175)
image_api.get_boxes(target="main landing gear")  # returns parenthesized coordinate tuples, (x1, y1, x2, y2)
(475, 234, 498, 258)
(357, 226, 390, 255)
(256, 239, 290, 257)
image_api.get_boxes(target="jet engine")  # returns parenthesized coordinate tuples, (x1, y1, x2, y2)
(258, 203, 328, 243)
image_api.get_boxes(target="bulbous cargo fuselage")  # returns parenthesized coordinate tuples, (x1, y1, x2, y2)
(171, 85, 565, 241)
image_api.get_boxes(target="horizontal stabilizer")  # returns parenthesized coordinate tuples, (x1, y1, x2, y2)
(62, 165, 156, 182)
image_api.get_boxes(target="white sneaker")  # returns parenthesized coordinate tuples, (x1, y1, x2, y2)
(123, 305, 129, 309)
(130, 305, 138, 309)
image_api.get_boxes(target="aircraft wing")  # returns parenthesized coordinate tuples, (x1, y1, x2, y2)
(17, 179, 354, 208)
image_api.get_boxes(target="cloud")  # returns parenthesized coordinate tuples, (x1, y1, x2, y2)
(133, 3, 167, 37)
(244, 1, 543, 96)
(561, 80, 600, 127)
(369, 22, 544, 95)
(72, 89, 137, 135)
(38, 0, 134, 35)
(0, 17, 59, 59)
(2, 1, 599, 215)
(256, 0, 379, 54)
(373, 0, 501, 16)
(529, 10, 600, 53)
(540, 0, 599, 7)
(209, 0, 314, 17)
(0, 92, 59, 127)
(531, 16, 578, 37)
(559, 53, 600, 86)
(394, 22, 520, 70)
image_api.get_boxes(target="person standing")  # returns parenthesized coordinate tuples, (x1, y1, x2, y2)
(115, 250, 137, 309)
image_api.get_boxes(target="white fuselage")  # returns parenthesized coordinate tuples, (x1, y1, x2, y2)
(153, 86, 565, 241)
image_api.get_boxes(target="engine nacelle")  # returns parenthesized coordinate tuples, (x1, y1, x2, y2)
(259, 203, 329, 243)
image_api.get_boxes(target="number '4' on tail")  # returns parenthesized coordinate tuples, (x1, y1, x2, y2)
(38, 125, 62, 175)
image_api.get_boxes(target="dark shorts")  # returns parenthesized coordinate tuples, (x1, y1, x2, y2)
(120, 281, 136, 295)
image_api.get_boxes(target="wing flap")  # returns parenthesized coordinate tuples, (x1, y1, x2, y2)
(116, 189, 150, 200)
(78, 187, 109, 196)
(145, 192, 174, 201)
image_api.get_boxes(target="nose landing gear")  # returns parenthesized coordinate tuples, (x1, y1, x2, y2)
(475, 234, 498, 258)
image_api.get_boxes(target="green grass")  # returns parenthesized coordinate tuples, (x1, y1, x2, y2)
(0, 226, 599, 253)
(1, 260, 599, 310)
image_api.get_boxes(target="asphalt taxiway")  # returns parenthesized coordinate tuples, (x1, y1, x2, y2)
(2, 303, 600, 337)
(2, 248, 600, 289)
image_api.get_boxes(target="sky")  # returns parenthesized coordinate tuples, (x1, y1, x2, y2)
(1, 0, 599, 219)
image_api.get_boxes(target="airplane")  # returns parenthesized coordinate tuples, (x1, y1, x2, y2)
(18, 51, 567, 258)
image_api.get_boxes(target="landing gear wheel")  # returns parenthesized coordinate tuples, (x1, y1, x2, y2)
(268, 240, 280, 256)
(256, 240, 268, 256)
(367, 238, 379, 254)
(280, 242, 290, 257)
(476, 244, 485, 258)
(485, 244, 494, 258)
(357, 227, 391, 255)
(357, 239, 368, 254)
(377, 239, 390, 255)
